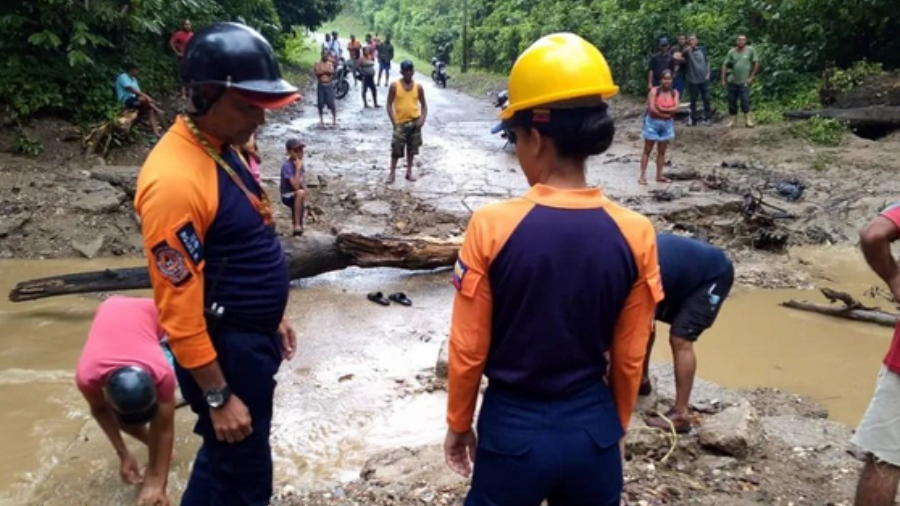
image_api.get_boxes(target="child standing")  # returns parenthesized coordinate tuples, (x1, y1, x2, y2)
(280, 138, 307, 236)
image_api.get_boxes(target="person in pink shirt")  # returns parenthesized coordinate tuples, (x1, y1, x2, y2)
(241, 131, 262, 185)
(75, 295, 176, 506)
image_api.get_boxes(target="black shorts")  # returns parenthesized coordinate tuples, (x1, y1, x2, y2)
(124, 97, 141, 110)
(660, 265, 734, 341)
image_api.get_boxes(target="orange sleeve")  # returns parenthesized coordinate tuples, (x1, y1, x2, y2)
(606, 204, 664, 429)
(446, 199, 533, 433)
(134, 139, 218, 370)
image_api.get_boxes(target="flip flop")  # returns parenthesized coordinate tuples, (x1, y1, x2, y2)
(367, 292, 390, 306)
(388, 292, 412, 306)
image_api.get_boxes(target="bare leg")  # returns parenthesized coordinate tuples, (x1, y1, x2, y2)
(855, 456, 900, 506)
(405, 153, 416, 181)
(669, 335, 696, 417)
(656, 141, 670, 182)
(319, 110, 325, 127)
(292, 193, 305, 231)
(387, 157, 398, 184)
(331, 107, 337, 126)
(149, 109, 161, 137)
(639, 140, 654, 185)
(641, 327, 657, 390)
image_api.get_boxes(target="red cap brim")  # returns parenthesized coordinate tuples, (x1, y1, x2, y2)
(236, 90, 302, 110)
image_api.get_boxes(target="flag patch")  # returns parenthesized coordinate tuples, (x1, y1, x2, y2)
(452, 258, 468, 291)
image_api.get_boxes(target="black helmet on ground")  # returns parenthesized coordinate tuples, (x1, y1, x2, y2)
(103, 365, 158, 426)
(182, 22, 300, 108)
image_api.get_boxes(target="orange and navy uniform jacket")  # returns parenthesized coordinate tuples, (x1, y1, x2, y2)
(134, 116, 290, 369)
(447, 184, 663, 433)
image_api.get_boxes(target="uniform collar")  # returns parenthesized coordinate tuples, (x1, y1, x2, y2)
(171, 115, 226, 153)
(523, 184, 608, 209)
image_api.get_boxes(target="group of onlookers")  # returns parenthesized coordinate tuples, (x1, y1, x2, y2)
(640, 33, 760, 185)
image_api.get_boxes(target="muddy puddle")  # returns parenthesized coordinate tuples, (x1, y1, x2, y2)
(0, 245, 892, 504)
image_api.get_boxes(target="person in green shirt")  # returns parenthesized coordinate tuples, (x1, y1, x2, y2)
(721, 34, 760, 128)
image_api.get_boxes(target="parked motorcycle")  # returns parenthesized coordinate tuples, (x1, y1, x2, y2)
(431, 54, 449, 88)
(333, 58, 351, 99)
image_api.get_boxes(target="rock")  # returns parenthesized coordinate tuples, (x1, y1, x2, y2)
(72, 184, 125, 213)
(359, 200, 392, 217)
(72, 236, 104, 259)
(649, 363, 741, 412)
(698, 399, 761, 458)
(0, 214, 29, 238)
(59, 125, 82, 142)
(761, 415, 857, 468)
(90, 165, 139, 197)
(626, 414, 669, 457)
(360, 446, 466, 490)
(435, 339, 449, 378)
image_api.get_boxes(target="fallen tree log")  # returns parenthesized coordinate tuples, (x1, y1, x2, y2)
(780, 288, 898, 328)
(783, 106, 900, 130)
(8, 233, 461, 302)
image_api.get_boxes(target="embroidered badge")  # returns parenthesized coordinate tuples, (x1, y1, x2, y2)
(175, 222, 203, 266)
(153, 241, 192, 286)
(452, 258, 468, 291)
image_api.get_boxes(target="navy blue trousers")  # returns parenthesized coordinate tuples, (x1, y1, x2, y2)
(175, 329, 282, 506)
(465, 383, 623, 506)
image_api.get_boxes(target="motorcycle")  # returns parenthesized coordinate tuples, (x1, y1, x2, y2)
(431, 47, 450, 88)
(333, 57, 351, 100)
(491, 90, 514, 152)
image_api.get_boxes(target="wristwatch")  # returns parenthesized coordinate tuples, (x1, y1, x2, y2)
(204, 384, 232, 410)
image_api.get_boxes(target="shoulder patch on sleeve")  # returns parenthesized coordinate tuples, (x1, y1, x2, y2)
(452, 258, 468, 291)
(152, 241, 193, 287)
(175, 222, 203, 266)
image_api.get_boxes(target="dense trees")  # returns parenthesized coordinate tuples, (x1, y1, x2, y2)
(345, 0, 899, 101)
(0, 0, 341, 123)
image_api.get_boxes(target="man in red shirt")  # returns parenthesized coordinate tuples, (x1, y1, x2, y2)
(169, 19, 194, 99)
(76, 296, 176, 506)
(854, 202, 900, 505)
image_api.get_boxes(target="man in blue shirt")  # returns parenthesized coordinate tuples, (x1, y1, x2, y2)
(115, 63, 162, 137)
(641, 233, 734, 433)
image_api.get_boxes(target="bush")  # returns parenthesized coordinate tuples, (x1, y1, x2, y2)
(792, 117, 847, 146)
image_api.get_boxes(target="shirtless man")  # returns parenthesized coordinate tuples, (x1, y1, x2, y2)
(315, 48, 337, 127)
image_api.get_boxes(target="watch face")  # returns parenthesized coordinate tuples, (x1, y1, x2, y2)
(207, 391, 224, 408)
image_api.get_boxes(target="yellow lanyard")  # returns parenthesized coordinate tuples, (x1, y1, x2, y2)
(183, 116, 274, 228)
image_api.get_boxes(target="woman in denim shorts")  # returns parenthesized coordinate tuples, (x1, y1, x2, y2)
(639, 69, 679, 185)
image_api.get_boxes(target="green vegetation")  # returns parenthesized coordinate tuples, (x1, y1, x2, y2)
(792, 117, 848, 147)
(344, 0, 897, 107)
(0, 0, 341, 124)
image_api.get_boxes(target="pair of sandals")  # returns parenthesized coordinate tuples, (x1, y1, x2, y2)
(367, 292, 412, 306)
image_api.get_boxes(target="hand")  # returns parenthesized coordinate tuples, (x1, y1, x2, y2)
(747, 76, 755, 84)
(137, 482, 169, 506)
(119, 453, 143, 485)
(444, 429, 477, 477)
(278, 319, 297, 361)
(415, 117, 425, 128)
(210, 395, 252, 444)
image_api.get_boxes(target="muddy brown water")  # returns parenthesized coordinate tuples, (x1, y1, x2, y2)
(0, 246, 891, 504)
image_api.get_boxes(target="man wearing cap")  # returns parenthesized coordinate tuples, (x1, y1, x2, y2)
(648, 37, 676, 90)
(76, 295, 176, 506)
(386, 60, 428, 183)
(135, 22, 299, 505)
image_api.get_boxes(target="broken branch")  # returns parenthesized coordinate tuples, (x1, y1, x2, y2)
(780, 288, 898, 327)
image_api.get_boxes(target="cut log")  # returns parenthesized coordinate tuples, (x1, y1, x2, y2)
(8, 233, 461, 302)
(783, 106, 900, 130)
(780, 288, 898, 327)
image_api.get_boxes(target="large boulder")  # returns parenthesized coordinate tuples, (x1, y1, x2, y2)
(698, 399, 761, 458)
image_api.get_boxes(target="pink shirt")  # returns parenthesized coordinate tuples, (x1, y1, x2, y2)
(249, 157, 261, 185)
(75, 296, 176, 403)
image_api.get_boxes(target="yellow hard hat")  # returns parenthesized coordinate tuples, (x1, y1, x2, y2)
(500, 33, 619, 120)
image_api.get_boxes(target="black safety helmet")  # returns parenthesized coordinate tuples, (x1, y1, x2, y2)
(400, 60, 414, 72)
(182, 22, 298, 97)
(103, 366, 158, 426)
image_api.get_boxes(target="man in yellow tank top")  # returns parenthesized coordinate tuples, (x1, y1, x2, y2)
(386, 60, 428, 183)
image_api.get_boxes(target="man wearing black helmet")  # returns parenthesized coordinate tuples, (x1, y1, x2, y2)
(387, 60, 428, 183)
(135, 22, 300, 505)
(76, 296, 176, 506)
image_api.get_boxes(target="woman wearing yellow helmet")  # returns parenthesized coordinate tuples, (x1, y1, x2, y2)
(443, 33, 663, 505)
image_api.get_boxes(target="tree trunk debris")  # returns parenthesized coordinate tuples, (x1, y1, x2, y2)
(8, 233, 461, 302)
(780, 288, 898, 327)
(784, 106, 900, 130)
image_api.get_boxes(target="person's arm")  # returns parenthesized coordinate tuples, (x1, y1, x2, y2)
(609, 221, 664, 429)
(169, 33, 180, 56)
(860, 207, 900, 299)
(646, 88, 658, 115)
(291, 159, 304, 190)
(749, 49, 760, 82)
(387, 83, 397, 124)
(416, 85, 428, 127)
(135, 163, 252, 445)
(647, 69, 654, 90)
(138, 401, 175, 506)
